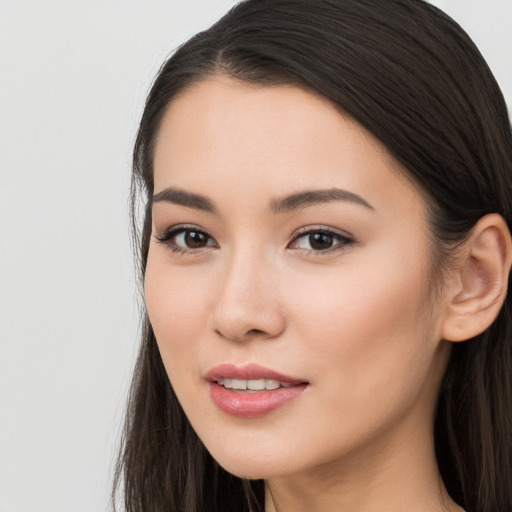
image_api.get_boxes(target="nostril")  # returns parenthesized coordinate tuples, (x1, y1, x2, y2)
(214, 327, 271, 341)
(212, 300, 286, 341)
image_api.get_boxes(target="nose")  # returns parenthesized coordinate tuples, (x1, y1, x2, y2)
(211, 250, 286, 342)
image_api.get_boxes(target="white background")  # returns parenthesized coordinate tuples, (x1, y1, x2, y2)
(0, 1, 510, 511)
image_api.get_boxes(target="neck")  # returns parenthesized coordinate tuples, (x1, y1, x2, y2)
(264, 412, 464, 512)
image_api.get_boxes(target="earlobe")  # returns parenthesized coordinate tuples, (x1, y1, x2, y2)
(441, 214, 512, 342)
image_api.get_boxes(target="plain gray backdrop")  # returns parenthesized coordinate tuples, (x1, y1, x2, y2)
(0, 1, 510, 511)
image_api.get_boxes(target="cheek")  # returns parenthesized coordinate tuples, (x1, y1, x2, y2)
(144, 255, 218, 423)
(144, 250, 213, 376)
(285, 248, 436, 405)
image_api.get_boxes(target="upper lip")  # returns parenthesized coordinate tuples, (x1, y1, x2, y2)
(205, 363, 307, 384)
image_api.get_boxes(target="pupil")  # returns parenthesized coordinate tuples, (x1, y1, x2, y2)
(185, 231, 207, 248)
(309, 232, 333, 250)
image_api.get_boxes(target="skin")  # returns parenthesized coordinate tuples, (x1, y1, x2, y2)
(145, 76, 466, 512)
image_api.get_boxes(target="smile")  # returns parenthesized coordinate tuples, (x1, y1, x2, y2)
(216, 378, 294, 391)
(206, 364, 309, 418)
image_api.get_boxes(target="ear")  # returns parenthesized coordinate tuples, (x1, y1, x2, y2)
(441, 213, 512, 342)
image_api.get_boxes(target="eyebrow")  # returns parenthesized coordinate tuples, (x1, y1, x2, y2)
(269, 188, 374, 213)
(152, 186, 374, 214)
(152, 187, 216, 213)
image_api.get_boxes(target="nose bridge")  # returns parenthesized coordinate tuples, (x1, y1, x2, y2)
(211, 243, 285, 341)
(225, 244, 267, 299)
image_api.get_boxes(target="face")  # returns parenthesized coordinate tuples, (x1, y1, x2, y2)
(145, 76, 451, 481)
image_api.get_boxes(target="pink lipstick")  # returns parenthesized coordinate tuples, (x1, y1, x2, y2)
(205, 363, 308, 419)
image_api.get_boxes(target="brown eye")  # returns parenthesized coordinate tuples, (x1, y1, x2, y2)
(184, 230, 209, 248)
(308, 232, 334, 250)
(155, 226, 218, 252)
(289, 228, 353, 253)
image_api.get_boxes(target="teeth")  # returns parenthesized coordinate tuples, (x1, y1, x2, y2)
(232, 379, 247, 390)
(217, 378, 294, 391)
(265, 379, 280, 390)
(247, 379, 266, 391)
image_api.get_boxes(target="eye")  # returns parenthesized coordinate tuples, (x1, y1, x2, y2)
(154, 226, 219, 253)
(288, 227, 353, 253)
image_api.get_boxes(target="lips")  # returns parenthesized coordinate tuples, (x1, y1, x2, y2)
(205, 363, 308, 418)
(205, 363, 306, 383)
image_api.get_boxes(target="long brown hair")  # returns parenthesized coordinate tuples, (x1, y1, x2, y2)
(113, 1, 512, 510)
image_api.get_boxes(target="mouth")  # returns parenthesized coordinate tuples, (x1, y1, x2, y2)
(205, 363, 309, 418)
(216, 377, 295, 392)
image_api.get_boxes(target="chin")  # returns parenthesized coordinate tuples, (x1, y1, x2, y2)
(204, 440, 308, 480)
(211, 452, 276, 479)
(217, 460, 282, 480)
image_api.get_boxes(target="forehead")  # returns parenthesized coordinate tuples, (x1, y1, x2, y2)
(152, 75, 426, 217)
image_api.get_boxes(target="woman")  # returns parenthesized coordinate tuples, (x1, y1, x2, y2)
(113, 0, 512, 511)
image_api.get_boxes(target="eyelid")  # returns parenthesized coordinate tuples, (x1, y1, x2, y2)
(287, 225, 354, 253)
(154, 224, 219, 252)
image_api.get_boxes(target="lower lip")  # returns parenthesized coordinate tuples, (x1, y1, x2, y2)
(209, 382, 308, 419)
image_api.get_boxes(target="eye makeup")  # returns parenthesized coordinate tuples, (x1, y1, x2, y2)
(155, 224, 219, 254)
(287, 225, 354, 255)
(154, 222, 355, 256)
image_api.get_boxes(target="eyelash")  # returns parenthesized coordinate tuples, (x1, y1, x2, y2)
(155, 225, 219, 254)
(154, 225, 354, 255)
(288, 226, 354, 255)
